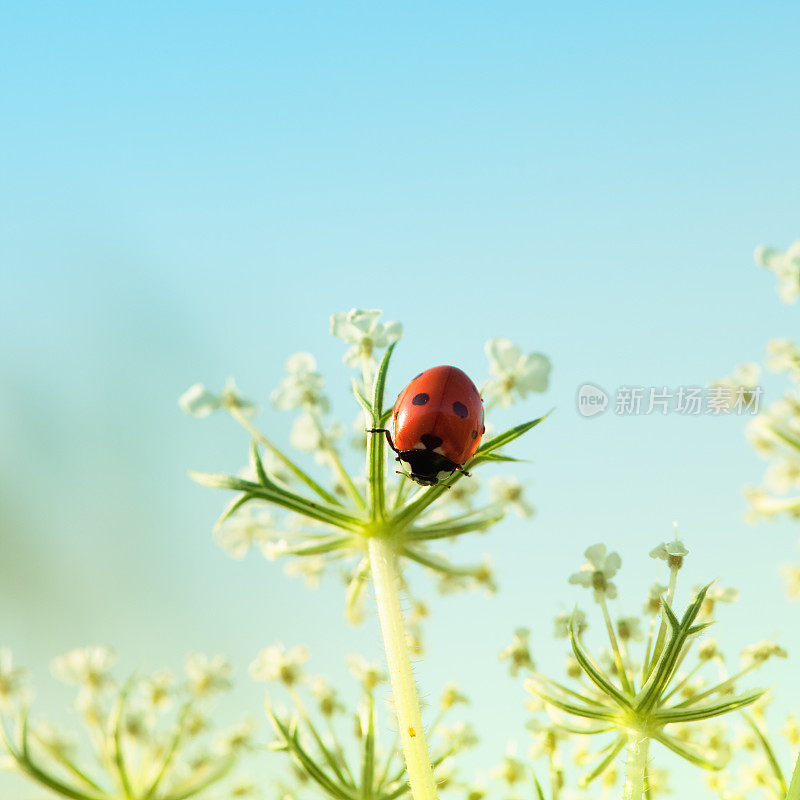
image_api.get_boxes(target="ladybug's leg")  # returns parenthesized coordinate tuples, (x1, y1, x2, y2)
(453, 464, 472, 478)
(367, 428, 398, 454)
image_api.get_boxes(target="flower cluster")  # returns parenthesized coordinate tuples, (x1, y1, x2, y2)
(755, 238, 800, 304)
(181, 309, 547, 618)
(254, 647, 476, 800)
(0, 647, 255, 800)
(499, 536, 784, 799)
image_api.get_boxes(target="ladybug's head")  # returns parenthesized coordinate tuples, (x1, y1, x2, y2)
(398, 449, 458, 487)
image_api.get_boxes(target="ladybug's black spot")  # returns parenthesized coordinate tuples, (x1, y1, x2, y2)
(481, 424, 486, 434)
(412, 393, 429, 405)
(471, 430, 478, 439)
(452, 401, 468, 418)
(420, 433, 443, 450)
(395, 412, 399, 420)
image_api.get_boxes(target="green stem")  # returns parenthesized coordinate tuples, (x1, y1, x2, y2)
(367, 536, 437, 800)
(787, 745, 800, 800)
(623, 731, 649, 800)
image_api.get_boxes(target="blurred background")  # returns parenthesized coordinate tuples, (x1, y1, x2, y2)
(2, 1, 799, 795)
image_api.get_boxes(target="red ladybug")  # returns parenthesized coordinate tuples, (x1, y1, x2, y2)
(372, 365, 485, 486)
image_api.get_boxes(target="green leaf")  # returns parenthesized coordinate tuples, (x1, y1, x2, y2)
(361, 693, 376, 798)
(250, 439, 272, 487)
(651, 731, 725, 770)
(533, 774, 547, 800)
(474, 413, 548, 457)
(371, 342, 397, 421)
(469, 451, 524, 463)
(352, 378, 373, 417)
(191, 472, 364, 531)
(268, 711, 357, 800)
(741, 711, 787, 797)
(569, 617, 634, 711)
(406, 508, 506, 541)
(524, 682, 620, 723)
(579, 734, 626, 787)
(637, 586, 710, 713)
(655, 690, 764, 723)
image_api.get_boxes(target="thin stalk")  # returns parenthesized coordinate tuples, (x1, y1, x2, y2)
(228, 406, 342, 506)
(367, 536, 437, 800)
(599, 597, 634, 695)
(623, 731, 649, 800)
(645, 567, 678, 679)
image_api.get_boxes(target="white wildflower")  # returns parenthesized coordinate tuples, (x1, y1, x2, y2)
(216, 717, 257, 754)
(554, 609, 587, 639)
(346, 654, 386, 691)
(649, 537, 689, 569)
(249, 644, 309, 686)
(330, 309, 402, 369)
(499, 628, 534, 675)
(488, 476, 535, 518)
(741, 640, 787, 666)
(185, 653, 233, 697)
(214, 507, 279, 560)
(483, 338, 551, 407)
(179, 384, 222, 418)
(271, 353, 329, 413)
(0, 650, 31, 710)
(616, 616, 643, 642)
(51, 647, 116, 694)
(568, 543, 621, 600)
(141, 670, 175, 713)
(755, 239, 800, 304)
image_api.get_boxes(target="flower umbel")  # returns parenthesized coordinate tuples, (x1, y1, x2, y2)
(183, 312, 550, 800)
(0, 649, 248, 800)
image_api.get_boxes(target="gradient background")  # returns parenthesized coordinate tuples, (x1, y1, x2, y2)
(2, 1, 800, 796)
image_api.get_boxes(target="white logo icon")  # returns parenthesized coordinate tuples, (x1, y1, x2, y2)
(577, 384, 609, 417)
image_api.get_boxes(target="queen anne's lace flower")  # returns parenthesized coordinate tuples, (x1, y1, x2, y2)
(250, 644, 309, 686)
(755, 239, 800, 304)
(179, 383, 223, 417)
(330, 309, 402, 369)
(51, 646, 116, 694)
(649, 538, 689, 569)
(554, 610, 587, 639)
(185, 653, 233, 697)
(499, 628, 534, 675)
(179, 379, 256, 418)
(214, 507, 279, 560)
(483, 338, 551, 407)
(141, 670, 175, 713)
(488, 476, 535, 518)
(741, 640, 788, 666)
(568, 543, 621, 600)
(0, 649, 31, 710)
(271, 353, 329, 413)
(346, 654, 386, 691)
(289, 412, 343, 461)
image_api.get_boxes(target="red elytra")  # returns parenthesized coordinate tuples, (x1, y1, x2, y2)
(378, 365, 485, 486)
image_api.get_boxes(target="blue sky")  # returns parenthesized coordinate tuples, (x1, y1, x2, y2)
(1, 1, 799, 795)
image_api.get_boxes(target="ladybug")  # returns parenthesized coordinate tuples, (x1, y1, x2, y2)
(371, 365, 485, 486)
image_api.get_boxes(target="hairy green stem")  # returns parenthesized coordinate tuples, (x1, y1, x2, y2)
(367, 536, 437, 800)
(623, 731, 649, 800)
